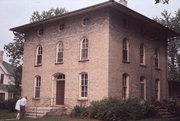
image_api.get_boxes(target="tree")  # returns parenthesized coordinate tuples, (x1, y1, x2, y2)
(154, 9, 180, 81)
(4, 7, 67, 98)
(155, 0, 169, 4)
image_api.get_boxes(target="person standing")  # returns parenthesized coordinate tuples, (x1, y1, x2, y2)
(15, 97, 21, 120)
(20, 96, 27, 119)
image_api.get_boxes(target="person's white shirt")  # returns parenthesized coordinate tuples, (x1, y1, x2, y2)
(20, 97, 27, 106)
(15, 99, 21, 111)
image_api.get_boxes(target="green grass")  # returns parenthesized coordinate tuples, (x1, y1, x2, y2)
(0, 109, 16, 119)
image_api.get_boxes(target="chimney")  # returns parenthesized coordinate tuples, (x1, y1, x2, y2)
(0, 51, 4, 62)
(119, 0, 127, 6)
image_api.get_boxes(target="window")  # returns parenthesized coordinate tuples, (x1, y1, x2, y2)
(34, 76, 41, 98)
(0, 93, 5, 101)
(36, 46, 43, 65)
(122, 74, 129, 100)
(122, 38, 129, 62)
(80, 73, 88, 99)
(155, 49, 160, 69)
(37, 28, 44, 36)
(80, 38, 89, 60)
(155, 79, 160, 101)
(0, 74, 4, 84)
(140, 43, 145, 65)
(82, 17, 90, 26)
(123, 18, 129, 28)
(140, 76, 146, 100)
(56, 42, 64, 63)
(58, 24, 65, 31)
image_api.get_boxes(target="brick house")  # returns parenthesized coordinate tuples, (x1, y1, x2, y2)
(10, 0, 179, 110)
(0, 51, 15, 101)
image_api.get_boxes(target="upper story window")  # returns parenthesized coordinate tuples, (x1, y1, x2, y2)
(58, 24, 65, 31)
(0, 74, 4, 84)
(140, 43, 145, 65)
(80, 38, 89, 60)
(36, 46, 43, 66)
(155, 48, 160, 69)
(34, 76, 41, 98)
(79, 73, 88, 99)
(56, 42, 64, 63)
(155, 79, 160, 101)
(82, 17, 90, 26)
(37, 28, 44, 36)
(122, 38, 129, 63)
(140, 76, 146, 100)
(122, 73, 129, 100)
(123, 18, 129, 28)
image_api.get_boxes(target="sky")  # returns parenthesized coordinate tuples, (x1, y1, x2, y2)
(0, 0, 180, 62)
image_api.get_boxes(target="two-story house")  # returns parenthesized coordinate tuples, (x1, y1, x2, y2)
(0, 51, 15, 101)
(10, 0, 179, 110)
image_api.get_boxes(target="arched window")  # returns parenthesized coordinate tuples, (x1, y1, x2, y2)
(140, 76, 146, 100)
(155, 79, 160, 101)
(140, 43, 145, 65)
(56, 42, 64, 63)
(122, 73, 129, 100)
(36, 46, 42, 65)
(81, 38, 89, 60)
(79, 73, 88, 98)
(155, 49, 160, 69)
(82, 17, 90, 26)
(122, 38, 129, 62)
(34, 76, 41, 98)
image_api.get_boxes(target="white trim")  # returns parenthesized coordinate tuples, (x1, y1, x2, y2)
(78, 72, 88, 100)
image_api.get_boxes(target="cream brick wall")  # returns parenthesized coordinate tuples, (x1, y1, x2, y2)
(22, 9, 109, 108)
(108, 8, 168, 101)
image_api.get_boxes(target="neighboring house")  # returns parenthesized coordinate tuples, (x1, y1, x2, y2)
(10, 0, 179, 109)
(0, 51, 15, 101)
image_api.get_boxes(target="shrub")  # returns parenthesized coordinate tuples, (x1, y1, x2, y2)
(0, 99, 16, 111)
(71, 105, 88, 118)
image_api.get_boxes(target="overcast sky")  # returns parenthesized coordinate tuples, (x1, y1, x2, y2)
(0, 0, 180, 62)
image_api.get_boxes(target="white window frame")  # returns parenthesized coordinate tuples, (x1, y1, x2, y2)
(56, 42, 64, 63)
(140, 43, 146, 65)
(155, 79, 160, 101)
(35, 46, 43, 65)
(34, 76, 41, 98)
(122, 38, 129, 62)
(155, 49, 160, 69)
(80, 38, 89, 60)
(122, 74, 129, 100)
(79, 73, 88, 100)
(140, 77, 146, 100)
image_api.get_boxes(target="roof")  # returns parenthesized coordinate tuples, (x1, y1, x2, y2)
(2, 61, 15, 75)
(10, 0, 180, 38)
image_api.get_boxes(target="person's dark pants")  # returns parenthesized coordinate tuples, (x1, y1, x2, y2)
(20, 105, 25, 119)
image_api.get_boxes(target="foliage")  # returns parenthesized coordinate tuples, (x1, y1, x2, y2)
(30, 8, 67, 23)
(155, 0, 169, 4)
(71, 105, 89, 118)
(154, 9, 180, 82)
(0, 99, 17, 111)
(71, 98, 158, 121)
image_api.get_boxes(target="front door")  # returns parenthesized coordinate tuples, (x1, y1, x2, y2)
(56, 81, 65, 105)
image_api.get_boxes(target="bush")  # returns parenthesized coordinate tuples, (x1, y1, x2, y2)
(0, 99, 16, 111)
(72, 98, 158, 121)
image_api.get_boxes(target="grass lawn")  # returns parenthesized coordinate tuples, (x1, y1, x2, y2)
(0, 110, 176, 121)
(0, 109, 16, 119)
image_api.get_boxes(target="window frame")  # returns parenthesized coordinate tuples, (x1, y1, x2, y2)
(35, 46, 43, 66)
(140, 76, 146, 100)
(34, 76, 41, 99)
(79, 73, 88, 100)
(0, 74, 4, 84)
(80, 38, 89, 61)
(56, 42, 64, 64)
(140, 43, 146, 65)
(155, 79, 160, 101)
(122, 38, 129, 63)
(122, 74, 129, 100)
(155, 49, 160, 69)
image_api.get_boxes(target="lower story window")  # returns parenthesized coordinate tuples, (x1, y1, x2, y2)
(80, 73, 88, 98)
(34, 76, 41, 98)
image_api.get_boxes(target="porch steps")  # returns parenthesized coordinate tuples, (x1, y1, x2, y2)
(158, 108, 179, 120)
(25, 106, 67, 118)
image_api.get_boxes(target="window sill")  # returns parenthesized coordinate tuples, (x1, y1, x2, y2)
(79, 59, 89, 62)
(55, 62, 64, 65)
(155, 68, 161, 71)
(140, 64, 147, 68)
(32, 98, 40, 100)
(122, 61, 130, 64)
(78, 98, 88, 101)
(34, 64, 42, 67)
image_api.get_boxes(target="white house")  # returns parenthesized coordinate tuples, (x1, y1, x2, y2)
(0, 51, 15, 101)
